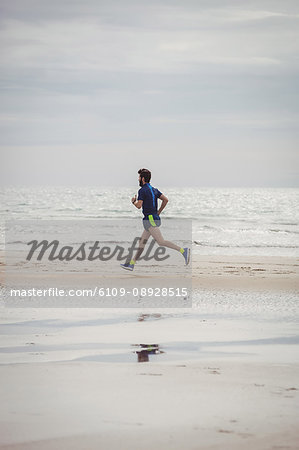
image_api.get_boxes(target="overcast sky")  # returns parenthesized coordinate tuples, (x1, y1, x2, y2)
(0, 0, 298, 187)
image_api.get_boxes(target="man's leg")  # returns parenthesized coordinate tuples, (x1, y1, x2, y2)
(131, 229, 151, 263)
(120, 229, 151, 271)
(148, 227, 181, 251)
(148, 226, 190, 265)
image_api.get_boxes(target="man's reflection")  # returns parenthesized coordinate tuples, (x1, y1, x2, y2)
(135, 344, 162, 362)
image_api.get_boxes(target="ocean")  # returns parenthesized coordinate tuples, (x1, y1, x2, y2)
(1, 186, 298, 257)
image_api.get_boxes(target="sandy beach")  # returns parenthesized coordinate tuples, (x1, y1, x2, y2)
(0, 255, 298, 449)
(192, 255, 298, 292)
(1, 0, 299, 445)
(2, 254, 299, 289)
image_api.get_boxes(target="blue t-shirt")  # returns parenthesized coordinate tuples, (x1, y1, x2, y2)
(138, 183, 162, 216)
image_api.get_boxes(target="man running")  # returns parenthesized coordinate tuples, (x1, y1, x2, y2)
(121, 168, 190, 271)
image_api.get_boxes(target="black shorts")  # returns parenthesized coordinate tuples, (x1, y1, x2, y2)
(143, 214, 161, 231)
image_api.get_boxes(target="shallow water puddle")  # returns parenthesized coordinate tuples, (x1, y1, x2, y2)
(68, 343, 165, 363)
(131, 344, 164, 362)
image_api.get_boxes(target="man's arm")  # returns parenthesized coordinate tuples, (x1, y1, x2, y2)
(131, 195, 143, 209)
(157, 194, 168, 215)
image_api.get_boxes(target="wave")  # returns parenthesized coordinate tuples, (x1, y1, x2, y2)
(273, 222, 299, 226)
(56, 208, 83, 212)
(269, 229, 299, 235)
(194, 227, 299, 235)
(6, 240, 133, 246)
(193, 241, 299, 249)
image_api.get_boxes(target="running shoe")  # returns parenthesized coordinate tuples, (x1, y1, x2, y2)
(182, 248, 190, 265)
(120, 262, 135, 271)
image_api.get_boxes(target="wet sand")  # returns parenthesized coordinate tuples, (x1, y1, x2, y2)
(191, 255, 299, 291)
(1, 253, 298, 290)
(0, 360, 298, 450)
(0, 255, 298, 449)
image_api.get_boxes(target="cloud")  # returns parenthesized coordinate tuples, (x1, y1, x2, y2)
(153, 112, 299, 128)
(1, 1, 298, 77)
(0, 0, 298, 186)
